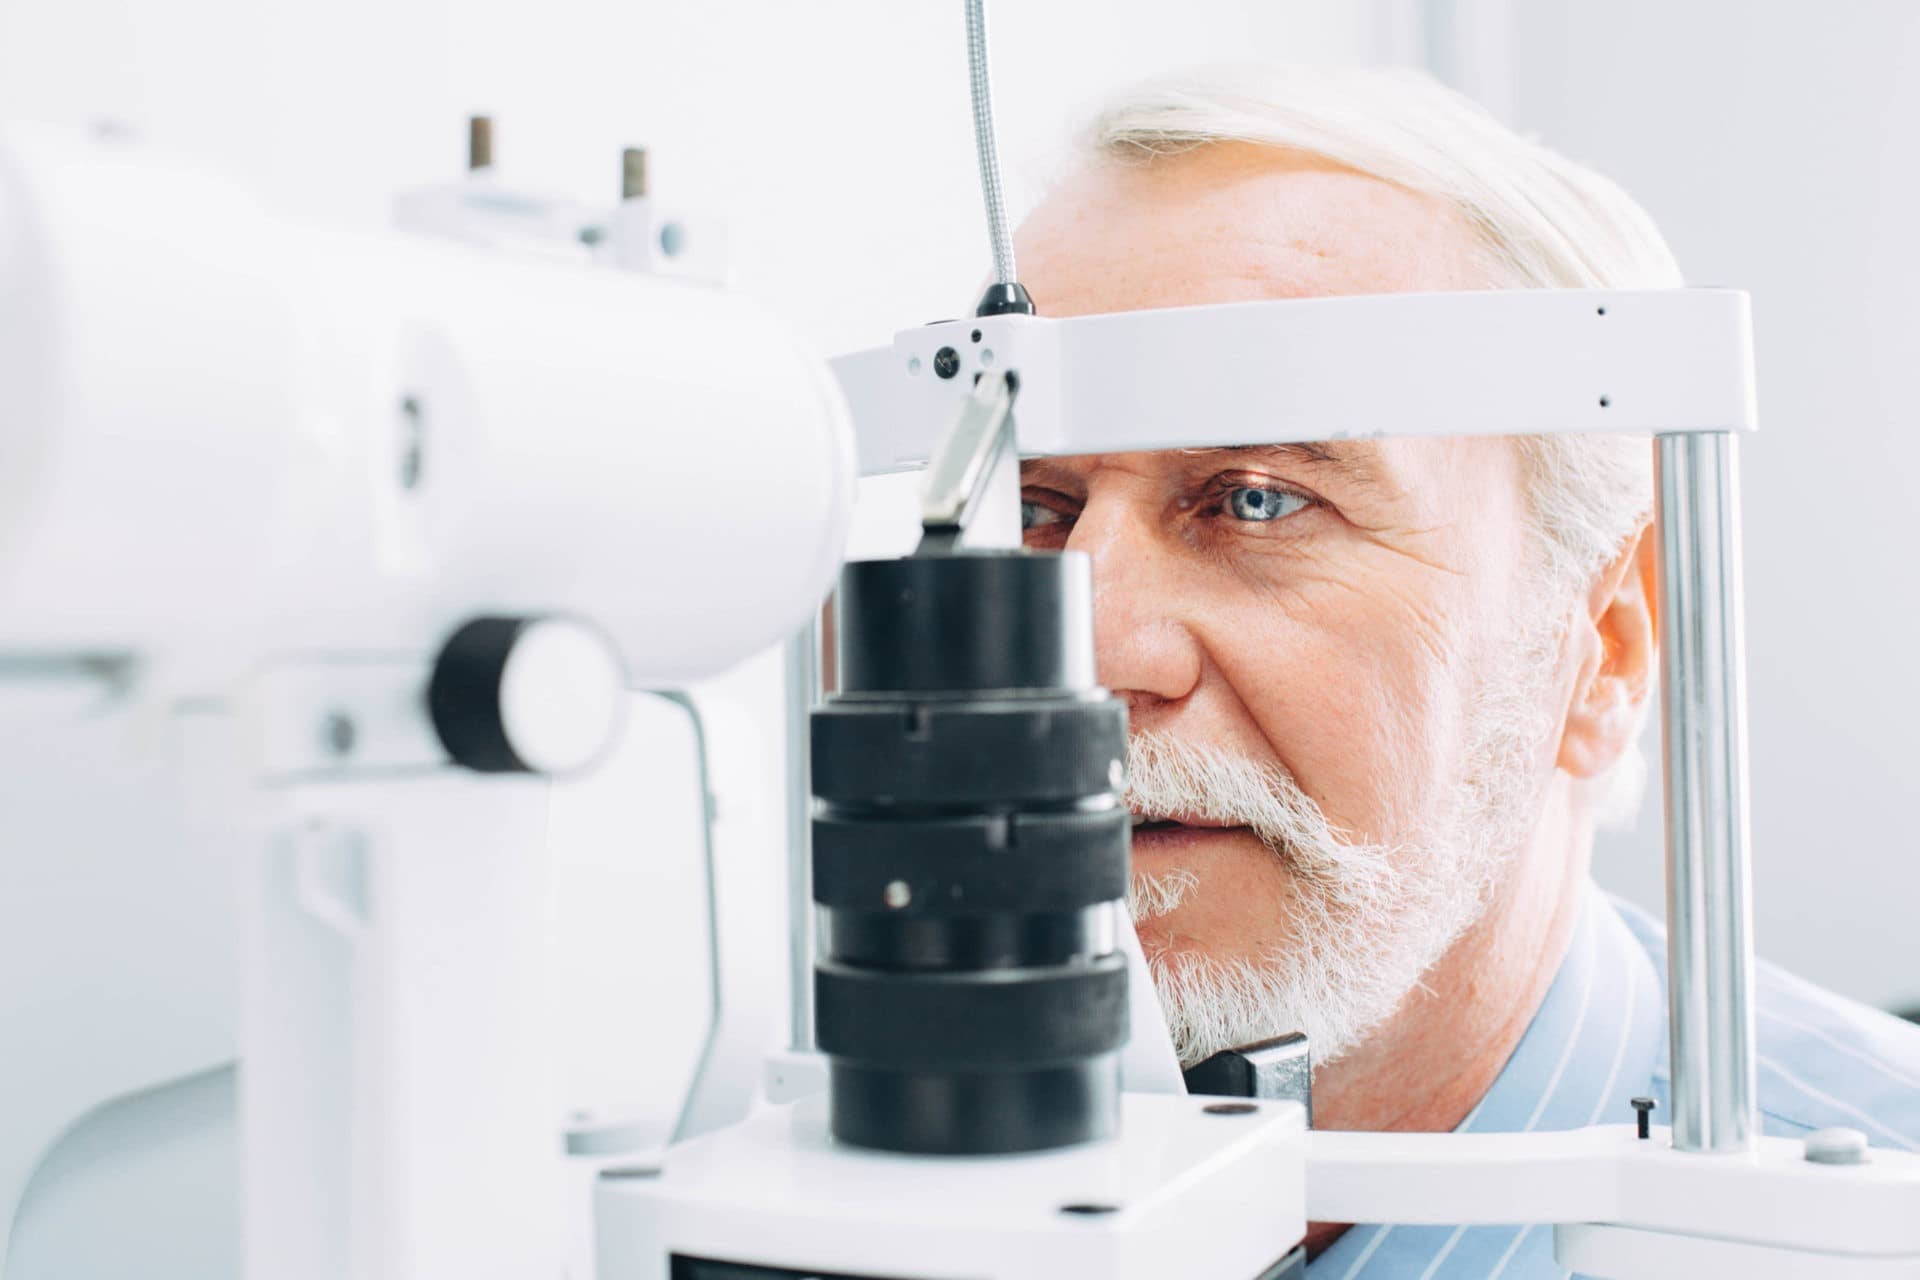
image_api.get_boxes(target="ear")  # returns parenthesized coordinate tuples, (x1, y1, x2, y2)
(1556, 521, 1659, 780)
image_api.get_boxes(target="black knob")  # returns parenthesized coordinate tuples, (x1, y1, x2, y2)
(1631, 1096, 1657, 1140)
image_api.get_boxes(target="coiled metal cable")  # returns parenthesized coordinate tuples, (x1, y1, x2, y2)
(966, 0, 1018, 287)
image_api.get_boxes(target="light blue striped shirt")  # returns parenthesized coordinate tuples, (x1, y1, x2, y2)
(1311, 882, 1920, 1278)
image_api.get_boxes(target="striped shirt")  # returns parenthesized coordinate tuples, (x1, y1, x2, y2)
(1310, 882, 1920, 1278)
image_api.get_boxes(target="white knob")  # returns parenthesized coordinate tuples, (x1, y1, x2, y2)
(429, 616, 628, 776)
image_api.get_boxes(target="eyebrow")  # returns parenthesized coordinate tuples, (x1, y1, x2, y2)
(1179, 441, 1383, 488)
(1019, 439, 1388, 497)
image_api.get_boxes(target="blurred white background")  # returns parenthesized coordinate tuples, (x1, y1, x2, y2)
(1498, 1, 1920, 1016)
(3, 0, 1917, 1271)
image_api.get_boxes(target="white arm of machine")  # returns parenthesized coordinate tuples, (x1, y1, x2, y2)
(833, 289, 1756, 475)
(1309, 1125, 1920, 1278)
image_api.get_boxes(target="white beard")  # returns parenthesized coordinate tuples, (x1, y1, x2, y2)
(1124, 614, 1562, 1068)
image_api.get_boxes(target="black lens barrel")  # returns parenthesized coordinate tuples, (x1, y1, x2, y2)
(811, 551, 1129, 1154)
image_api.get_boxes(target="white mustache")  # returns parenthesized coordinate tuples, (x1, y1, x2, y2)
(1122, 729, 1399, 907)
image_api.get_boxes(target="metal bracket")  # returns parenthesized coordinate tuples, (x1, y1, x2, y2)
(917, 370, 1017, 553)
(1184, 1032, 1313, 1127)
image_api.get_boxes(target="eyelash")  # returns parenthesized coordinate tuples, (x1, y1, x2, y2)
(1020, 476, 1321, 535)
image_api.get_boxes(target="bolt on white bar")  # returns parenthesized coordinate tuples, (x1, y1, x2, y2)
(1656, 431, 1759, 1153)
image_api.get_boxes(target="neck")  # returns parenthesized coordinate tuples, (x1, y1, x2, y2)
(1302, 775, 1593, 1255)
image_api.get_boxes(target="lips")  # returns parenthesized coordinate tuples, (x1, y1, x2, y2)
(1129, 811, 1239, 830)
(1128, 814, 1249, 854)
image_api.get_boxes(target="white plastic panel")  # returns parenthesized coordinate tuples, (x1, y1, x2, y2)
(1307, 1124, 1920, 1258)
(0, 122, 855, 690)
(596, 1093, 1307, 1280)
(833, 289, 1757, 475)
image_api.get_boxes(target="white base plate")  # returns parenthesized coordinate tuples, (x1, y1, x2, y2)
(595, 1092, 1307, 1280)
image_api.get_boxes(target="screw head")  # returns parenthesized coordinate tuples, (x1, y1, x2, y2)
(1059, 1202, 1119, 1216)
(322, 712, 357, 758)
(883, 879, 911, 909)
(1203, 1102, 1259, 1116)
(933, 346, 960, 379)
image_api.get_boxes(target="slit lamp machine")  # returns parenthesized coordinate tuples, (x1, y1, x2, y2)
(2, 4, 1915, 1278)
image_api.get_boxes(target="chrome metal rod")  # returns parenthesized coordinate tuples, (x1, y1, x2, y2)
(1656, 431, 1758, 1153)
(784, 617, 823, 1052)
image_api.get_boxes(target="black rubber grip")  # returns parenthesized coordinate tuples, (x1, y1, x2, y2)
(812, 808, 1129, 914)
(815, 955, 1128, 1069)
(811, 698, 1126, 807)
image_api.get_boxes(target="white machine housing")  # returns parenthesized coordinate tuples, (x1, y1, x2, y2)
(0, 119, 854, 1279)
(0, 122, 855, 687)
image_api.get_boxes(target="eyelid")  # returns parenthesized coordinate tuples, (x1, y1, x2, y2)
(1204, 471, 1323, 507)
(1020, 486, 1079, 534)
(1020, 485, 1080, 513)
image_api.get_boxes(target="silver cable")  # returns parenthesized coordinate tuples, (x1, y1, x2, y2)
(965, 0, 1018, 286)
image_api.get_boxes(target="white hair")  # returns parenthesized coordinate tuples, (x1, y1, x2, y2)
(1083, 62, 1673, 823)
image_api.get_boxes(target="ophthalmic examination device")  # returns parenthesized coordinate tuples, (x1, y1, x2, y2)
(3, 3, 1917, 1278)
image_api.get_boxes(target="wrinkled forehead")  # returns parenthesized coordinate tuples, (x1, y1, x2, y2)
(1013, 142, 1492, 317)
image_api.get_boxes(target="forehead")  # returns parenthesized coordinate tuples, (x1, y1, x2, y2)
(1012, 143, 1519, 513)
(1013, 141, 1490, 318)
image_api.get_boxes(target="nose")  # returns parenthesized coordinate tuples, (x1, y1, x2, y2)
(1064, 489, 1204, 721)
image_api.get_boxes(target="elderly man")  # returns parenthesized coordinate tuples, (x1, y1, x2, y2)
(1010, 65, 1920, 1275)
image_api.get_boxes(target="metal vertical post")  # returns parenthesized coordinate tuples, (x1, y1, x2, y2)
(1656, 431, 1759, 1153)
(785, 618, 823, 1052)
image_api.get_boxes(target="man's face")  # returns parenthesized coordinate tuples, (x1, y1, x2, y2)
(1015, 143, 1576, 1064)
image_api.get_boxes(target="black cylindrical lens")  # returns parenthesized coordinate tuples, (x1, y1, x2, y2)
(811, 550, 1130, 1155)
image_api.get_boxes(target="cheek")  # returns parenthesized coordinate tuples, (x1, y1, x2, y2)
(1204, 568, 1477, 844)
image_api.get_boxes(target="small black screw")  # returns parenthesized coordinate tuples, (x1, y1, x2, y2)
(1203, 1102, 1259, 1116)
(970, 328, 983, 343)
(399, 395, 426, 490)
(933, 346, 960, 379)
(468, 115, 494, 171)
(621, 146, 648, 201)
(1059, 1203, 1119, 1216)
(322, 712, 357, 758)
(1631, 1096, 1656, 1140)
(1599, 395, 1611, 408)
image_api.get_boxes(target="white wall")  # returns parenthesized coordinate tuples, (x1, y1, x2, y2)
(1477, 0, 1920, 1012)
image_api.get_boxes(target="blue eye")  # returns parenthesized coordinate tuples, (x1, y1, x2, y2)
(1022, 500, 1066, 530)
(1225, 486, 1309, 523)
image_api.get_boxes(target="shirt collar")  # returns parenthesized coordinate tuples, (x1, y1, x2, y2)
(1459, 881, 1666, 1134)
(1308, 883, 1667, 1276)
